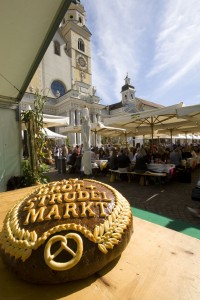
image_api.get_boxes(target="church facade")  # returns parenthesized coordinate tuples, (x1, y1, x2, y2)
(21, 0, 162, 147)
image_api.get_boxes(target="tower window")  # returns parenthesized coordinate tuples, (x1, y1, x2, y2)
(54, 41, 61, 56)
(79, 16, 82, 23)
(65, 42, 68, 52)
(51, 80, 66, 97)
(78, 38, 85, 52)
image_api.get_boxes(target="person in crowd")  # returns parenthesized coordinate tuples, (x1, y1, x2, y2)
(191, 146, 198, 158)
(90, 148, 99, 162)
(61, 144, 68, 158)
(163, 147, 171, 163)
(116, 148, 131, 181)
(93, 147, 100, 160)
(109, 148, 118, 170)
(67, 149, 78, 173)
(99, 148, 106, 159)
(134, 146, 148, 172)
(104, 148, 111, 160)
(53, 145, 59, 169)
(75, 145, 81, 156)
(117, 148, 131, 171)
(169, 145, 182, 167)
(182, 146, 192, 159)
(128, 147, 134, 161)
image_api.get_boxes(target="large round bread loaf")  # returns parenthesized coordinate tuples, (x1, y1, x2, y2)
(0, 178, 133, 284)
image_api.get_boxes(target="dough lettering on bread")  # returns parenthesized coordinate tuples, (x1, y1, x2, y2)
(0, 178, 133, 284)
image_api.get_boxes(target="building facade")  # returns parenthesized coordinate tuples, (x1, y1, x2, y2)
(21, 0, 162, 147)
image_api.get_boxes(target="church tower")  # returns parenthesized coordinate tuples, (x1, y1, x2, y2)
(61, 0, 92, 93)
(121, 74, 136, 105)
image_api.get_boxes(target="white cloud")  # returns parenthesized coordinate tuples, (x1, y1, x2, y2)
(82, 0, 200, 106)
(148, 0, 200, 80)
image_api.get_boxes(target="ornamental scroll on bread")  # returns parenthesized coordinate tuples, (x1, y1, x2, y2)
(0, 178, 133, 284)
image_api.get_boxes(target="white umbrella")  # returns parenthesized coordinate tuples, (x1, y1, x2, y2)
(104, 102, 187, 142)
(63, 122, 127, 147)
(63, 122, 126, 135)
(176, 104, 200, 121)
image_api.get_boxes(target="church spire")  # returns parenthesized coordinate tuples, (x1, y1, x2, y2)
(121, 74, 136, 105)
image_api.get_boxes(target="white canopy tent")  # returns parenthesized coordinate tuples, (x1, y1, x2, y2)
(43, 114, 69, 128)
(21, 113, 69, 130)
(0, 0, 71, 192)
(42, 128, 67, 139)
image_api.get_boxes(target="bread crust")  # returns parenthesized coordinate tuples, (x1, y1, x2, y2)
(0, 178, 133, 284)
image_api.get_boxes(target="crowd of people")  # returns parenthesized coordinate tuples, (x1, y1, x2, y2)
(48, 142, 200, 177)
(43, 141, 200, 218)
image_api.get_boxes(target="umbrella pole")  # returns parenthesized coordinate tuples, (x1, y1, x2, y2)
(169, 129, 173, 149)
(125, 132, 128, 147)
(150, 119, 154, 145)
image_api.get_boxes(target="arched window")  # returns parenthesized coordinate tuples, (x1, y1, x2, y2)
(78, 38, 85, 52)
(54, 41, 60, 56)
(51, 80, 66, 97)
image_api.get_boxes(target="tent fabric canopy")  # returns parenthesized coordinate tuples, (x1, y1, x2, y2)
(43, 114, 69, 128)
(0, 0, 71, 192)
(42, 128, 67, 139)
(0, 0, 71, 104)
(21, 114, 69, 130)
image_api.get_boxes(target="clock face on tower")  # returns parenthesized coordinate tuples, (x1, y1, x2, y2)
(76, 54, 87, 70)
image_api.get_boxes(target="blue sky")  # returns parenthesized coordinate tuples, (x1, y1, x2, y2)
(81, 0, 200, 107)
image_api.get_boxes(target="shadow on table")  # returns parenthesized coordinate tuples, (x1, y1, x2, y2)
(165, 219, 200, 239)
(0, 256, 121, 300)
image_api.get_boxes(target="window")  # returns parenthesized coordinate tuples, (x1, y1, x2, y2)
(65, 43, 68, 52)
(78, 38, 85, 52)
(54, 41, 60, 56)
(51, 80, 66, 97)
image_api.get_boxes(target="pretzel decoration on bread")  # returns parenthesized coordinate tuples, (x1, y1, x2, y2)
(44, 233, 83, 271)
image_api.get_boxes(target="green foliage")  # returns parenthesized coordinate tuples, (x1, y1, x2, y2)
(21, 90, 51, 186)
(22, 160, 49, 186)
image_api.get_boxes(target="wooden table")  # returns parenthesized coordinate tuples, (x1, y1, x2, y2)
(0, 187, 200, 300)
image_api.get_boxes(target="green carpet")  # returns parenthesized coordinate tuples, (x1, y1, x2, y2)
(131, 207, 200, 240)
